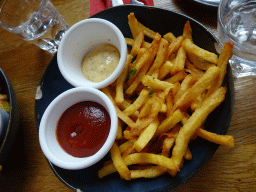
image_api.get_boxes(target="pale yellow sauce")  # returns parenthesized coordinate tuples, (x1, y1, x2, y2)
(81, 44, 120, 83)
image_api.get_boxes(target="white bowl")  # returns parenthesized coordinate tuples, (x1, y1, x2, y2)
(57, 18, 127, 89)
(39, 87, 118, 170)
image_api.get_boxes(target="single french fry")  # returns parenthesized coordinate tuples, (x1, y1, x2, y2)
(164, 32, 176, 43)
(123, 88, 150, 116)
(116, 119, 123, 140)
(167, 36, 184, 59)
(131, 32, 144, 56)
(98, 162, 117, 179)
(147, 38, 169, 76)
(137, 21, 156, 39)
(183, 21, 193, 41)
(196, 128, 234, 147)
(182, 38, 218, 64)
(141, 75, 174, 90)
(124, 153, 178, 171)
(187, 52, 215, 71)
(110, 142, 131, 180)
(173, 66, 221, 110)
(207, 42, 234, 97)
(155, 109, 183, 137)
(130, 166, 167, 179)
(115, 54, 133, 105)
(171, 46, 187, 75)
(216, 42, 234, 86)
(165, 70, 187, 84)
(159, 61, 174, 80)
(116, 107, 137, 128)
(171, 87, 227, 172)
(125, 38, 134, 47)
(134, 119, 160, 152)
(102, 87, 137, 128)
(128, 13, 141, 39)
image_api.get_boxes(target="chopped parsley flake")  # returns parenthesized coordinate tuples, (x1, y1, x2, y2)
(129, 67, 137, 76)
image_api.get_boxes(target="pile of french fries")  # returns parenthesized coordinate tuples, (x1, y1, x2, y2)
(98, 13, 235, 180)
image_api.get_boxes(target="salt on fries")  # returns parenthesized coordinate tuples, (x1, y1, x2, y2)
(99, 12, 234, 180)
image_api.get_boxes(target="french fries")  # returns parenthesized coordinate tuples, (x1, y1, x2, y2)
(196, 128, 235, 147)
(110, 142, 131, 180)
(134, 119, 159, 152)
(171, 87, 227, 175)
(131, 166, 167, 179)
(98, 12, 234, 180)
(182, 38, 218, 64)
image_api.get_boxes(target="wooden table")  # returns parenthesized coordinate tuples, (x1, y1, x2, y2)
(0, 0, 255, 191)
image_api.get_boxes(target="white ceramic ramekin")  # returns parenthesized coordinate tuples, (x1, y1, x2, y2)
(57, 18, 127, 89)
(39, 87, 117, 170)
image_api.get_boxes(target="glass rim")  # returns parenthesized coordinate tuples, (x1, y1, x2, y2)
(0, 0, 47, 30)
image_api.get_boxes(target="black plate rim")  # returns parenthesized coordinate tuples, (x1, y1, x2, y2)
(0, 68, 19, 165)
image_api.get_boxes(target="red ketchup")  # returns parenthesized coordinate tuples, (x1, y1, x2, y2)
(56, 101, 111, 158)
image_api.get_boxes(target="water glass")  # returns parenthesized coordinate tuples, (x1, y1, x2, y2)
(217, 0, 256, 77)
(0, 0, 69, 54)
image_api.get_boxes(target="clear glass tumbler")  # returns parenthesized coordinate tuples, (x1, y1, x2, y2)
(217, 0, 256, 77)
(0, 0, 69, 54)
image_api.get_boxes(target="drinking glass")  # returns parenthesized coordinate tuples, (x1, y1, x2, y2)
(0, 0, 69, 54)
(217, 0, 256, 77)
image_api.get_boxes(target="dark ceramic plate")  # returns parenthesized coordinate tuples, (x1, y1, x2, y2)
(0, 68, 19, 165)
(35, 5, 234, 192)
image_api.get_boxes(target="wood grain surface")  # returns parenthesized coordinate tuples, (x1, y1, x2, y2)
(0, 0, 255, 191)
